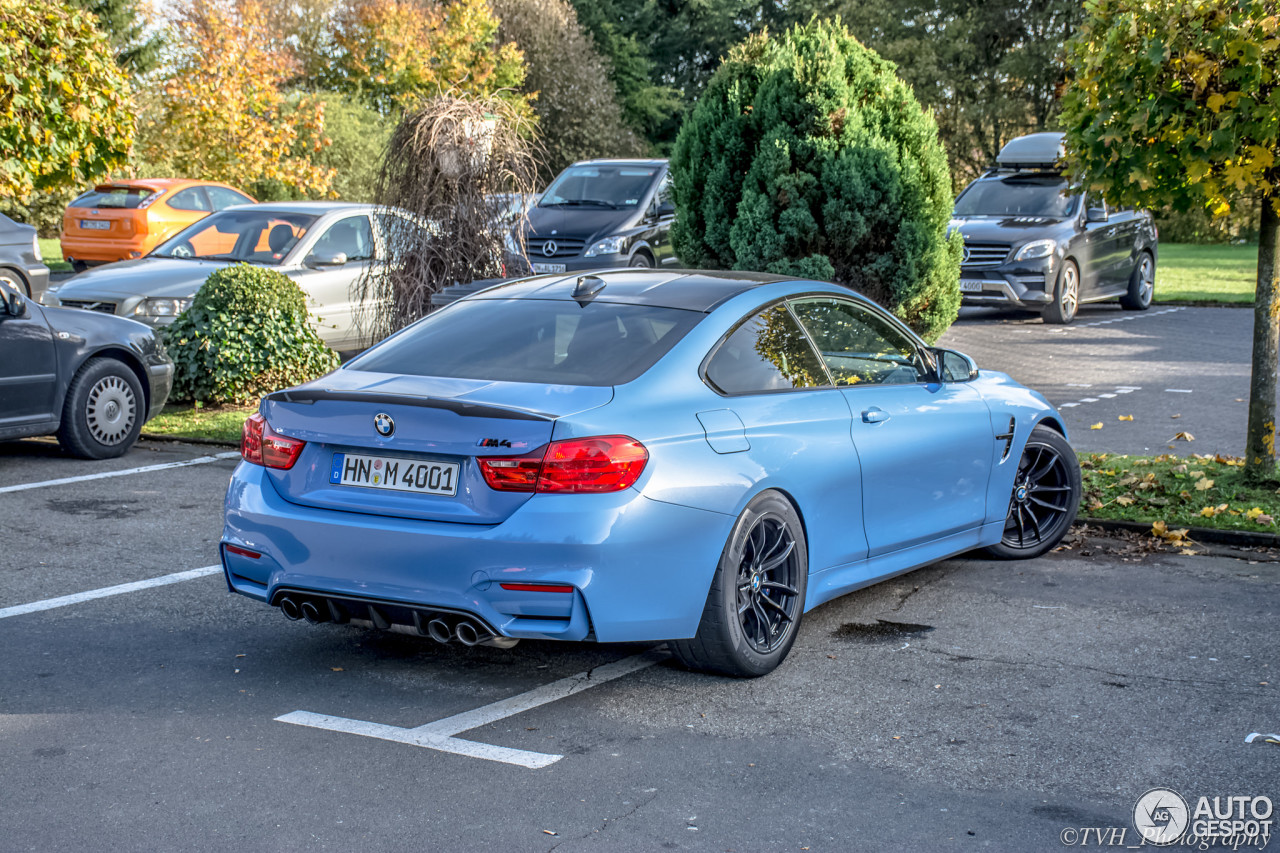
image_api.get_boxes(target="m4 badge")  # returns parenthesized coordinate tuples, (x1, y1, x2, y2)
(476, 438, 512, 448)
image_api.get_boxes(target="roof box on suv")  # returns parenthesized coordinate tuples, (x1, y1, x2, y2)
(996, 132, 1065, 171)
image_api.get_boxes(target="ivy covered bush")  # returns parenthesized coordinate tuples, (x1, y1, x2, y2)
(164, 264, 339, 404)
(670, 19, 962, 342)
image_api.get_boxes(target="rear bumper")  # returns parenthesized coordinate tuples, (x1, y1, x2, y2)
(221, 463, 733, 643)
(60, 234, 150, 264)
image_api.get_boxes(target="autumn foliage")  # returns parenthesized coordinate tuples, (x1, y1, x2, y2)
(0, 0, 133, 197)
(329, 0, 527, 114)
(138, 0, 334, 196)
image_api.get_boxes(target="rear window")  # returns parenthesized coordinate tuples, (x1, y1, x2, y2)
(350, 299, 704, 386)
(69, 187, 155, 209)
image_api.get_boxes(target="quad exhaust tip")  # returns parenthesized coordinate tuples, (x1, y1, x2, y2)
(278, 595, 519, 648)
(426, 618, 452, 644)
(455, 620, 482, 647)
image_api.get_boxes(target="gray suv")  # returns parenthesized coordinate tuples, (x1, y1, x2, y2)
(951, 133, 1158, 324)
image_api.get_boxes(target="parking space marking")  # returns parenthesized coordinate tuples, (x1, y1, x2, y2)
(0, 565, 222, 620)
(0, 451, 241, 495)
(277, 649, 667, 769)
(1054, 387, 1144, 411)
(1049, 306, 1186, 332)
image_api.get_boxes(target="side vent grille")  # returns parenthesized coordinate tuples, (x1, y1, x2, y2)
(997, 417, 1016, 462)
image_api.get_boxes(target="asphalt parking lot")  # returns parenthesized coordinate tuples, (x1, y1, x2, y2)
(2, 305, 1277, 851)
(941, 303, 1259, 456)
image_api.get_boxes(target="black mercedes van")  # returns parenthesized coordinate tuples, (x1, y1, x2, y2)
(518, 159, 677, 274)
(951, 132, 1159, 324)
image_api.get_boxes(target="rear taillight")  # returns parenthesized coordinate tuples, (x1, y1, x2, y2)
(478, 435, 648, 494)
(241, 413, 306, 469)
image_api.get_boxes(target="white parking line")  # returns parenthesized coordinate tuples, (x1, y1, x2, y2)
(0, 451, 241, 495)
(0, 565, 222, 620)
(277, 649, 667, 768)
(1050, 306, 1186, 332)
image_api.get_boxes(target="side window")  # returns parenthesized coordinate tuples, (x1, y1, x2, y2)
(789, 297, 927, 386)
(652, 174, 672, 214)
(207, 187, 253, 210)
(168, 187, 211, 212)
(374, 212, 428, 260)
(307, 215, 375, 263)
(704, 304, 829, 395)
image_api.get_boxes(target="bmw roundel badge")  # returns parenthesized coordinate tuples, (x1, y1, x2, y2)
(373, 412, 395, 437)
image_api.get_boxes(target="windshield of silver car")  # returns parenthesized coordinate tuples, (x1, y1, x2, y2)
(150, 211, 319, 265)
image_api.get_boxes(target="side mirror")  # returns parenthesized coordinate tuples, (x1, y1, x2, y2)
(306, 252, 347, 268)
(933, 348, 978, 383)
(3, 288, 27, 318)
(1086, 207, 1109, 223)
(654, 199, 676, 217)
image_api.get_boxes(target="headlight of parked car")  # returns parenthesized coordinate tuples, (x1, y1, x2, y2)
(32, 234, 41, 262)
(133, 297, 193, 318)
(1014, 239, 1057, 261)
(584, 236, 628, 257)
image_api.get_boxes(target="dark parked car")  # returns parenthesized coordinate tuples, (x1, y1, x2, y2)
(0, 282, 172, 458)
(951, 132, 1158, 324)
(519, 159, 676, 273)
(0, 212, 51, 304)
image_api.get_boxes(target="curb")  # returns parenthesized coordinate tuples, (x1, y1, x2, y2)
(141, 433, 239, 448)
(1078, 516, 1280, 548)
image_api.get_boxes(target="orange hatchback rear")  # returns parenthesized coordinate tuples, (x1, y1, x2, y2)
(60, 179, 255, 269)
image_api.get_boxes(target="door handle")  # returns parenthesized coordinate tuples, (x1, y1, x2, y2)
(862, 408, 891, 424)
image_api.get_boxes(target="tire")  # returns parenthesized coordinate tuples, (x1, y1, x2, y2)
(56, 358, 145, 459)
(1119, 251, 1155, 311)
(1041, 259, 1080, 325)
(71, 261, 89, 274)
(0, 267, 27, 297)
(669, 491, 808, 677)
(983, 425, 1081, 560)
(628, 252, 653, 269)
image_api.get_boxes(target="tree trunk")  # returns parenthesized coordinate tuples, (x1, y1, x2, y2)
(1245, 201, 1280, 483)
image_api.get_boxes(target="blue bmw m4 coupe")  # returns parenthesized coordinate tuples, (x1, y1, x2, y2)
(222, 269, 1081, 676)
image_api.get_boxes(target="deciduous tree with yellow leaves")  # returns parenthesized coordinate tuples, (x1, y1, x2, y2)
(0, 0, 133, 198)
(1061, 0, 1279, 482)
(138, 0, 334, 196)
(327, 0, 527, 115)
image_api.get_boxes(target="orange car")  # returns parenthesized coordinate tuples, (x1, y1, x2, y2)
(60, 179, 255, 270)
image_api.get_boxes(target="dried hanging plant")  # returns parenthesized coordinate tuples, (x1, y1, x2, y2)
(352, 94, 540, 344)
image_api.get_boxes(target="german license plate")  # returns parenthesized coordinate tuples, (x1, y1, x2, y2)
(80, 220, 110, 230)
(959, 279, 985, 293)
(532, 263, 566, 274)
(330, 452, 459, 496)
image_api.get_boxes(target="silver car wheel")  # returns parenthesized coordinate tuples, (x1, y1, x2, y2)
(1060, 264, 1079, 320)
(85, 375, 137, 446)
(1138, 255, 1154, 306)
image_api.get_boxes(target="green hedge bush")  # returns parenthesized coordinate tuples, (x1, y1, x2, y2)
(163, 264, 339, 404)
(670, 19, 962, 343)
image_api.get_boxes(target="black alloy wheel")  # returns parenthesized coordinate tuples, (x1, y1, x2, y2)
(670, 491, 807, 677)
(734, 515, 802, 654)
(985, 425, 1081, 559)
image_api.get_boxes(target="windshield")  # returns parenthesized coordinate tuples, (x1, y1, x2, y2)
(350, 298, 703, 386)
(953, 175, 1078, 218)
(539, 165, 660, 210)
(151, 210, 318, 264)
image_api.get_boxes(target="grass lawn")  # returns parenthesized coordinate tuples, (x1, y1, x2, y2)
(38, 238, 72, 273)
(1156, 243, 1257, 304)
(143, 404, 252, 444)
(1079, 452, 1280, 535)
